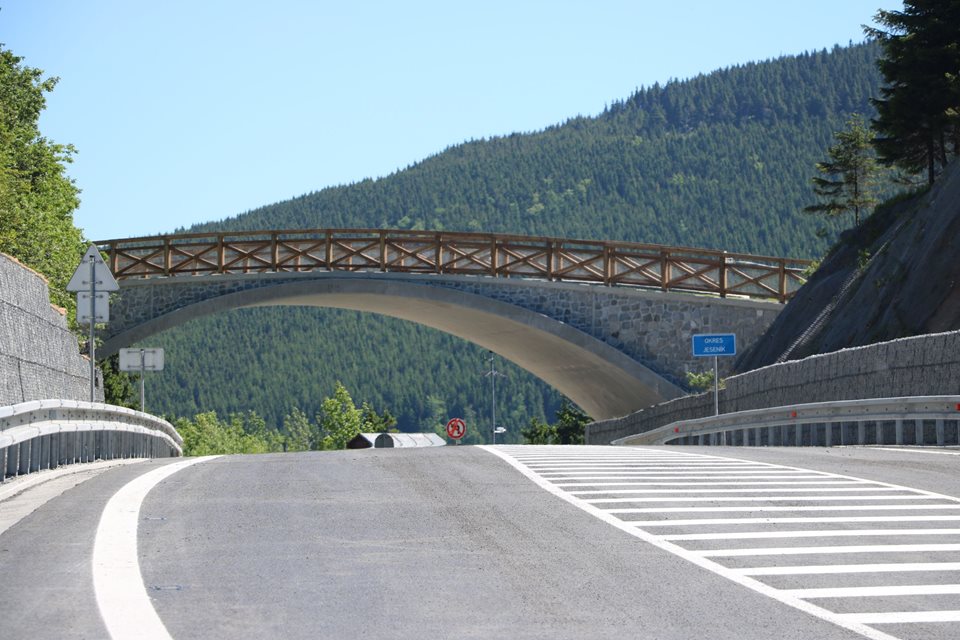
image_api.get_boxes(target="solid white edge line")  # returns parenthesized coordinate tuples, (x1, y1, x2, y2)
(478, 445, 900, 640)
(92, 456, 220, 640)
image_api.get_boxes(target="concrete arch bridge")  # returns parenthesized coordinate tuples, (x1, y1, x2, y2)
(96, 228, 810, 420)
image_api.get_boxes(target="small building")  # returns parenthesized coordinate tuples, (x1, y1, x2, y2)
(346, 432, 446, 449)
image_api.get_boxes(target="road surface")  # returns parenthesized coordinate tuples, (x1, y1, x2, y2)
(2, 445, 960, 639)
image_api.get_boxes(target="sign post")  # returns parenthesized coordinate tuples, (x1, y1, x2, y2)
(67, 245, 119, 402)
(119, 348, 165, 412)
(446, 417, 466, 444)
(692, 334, 737, 428)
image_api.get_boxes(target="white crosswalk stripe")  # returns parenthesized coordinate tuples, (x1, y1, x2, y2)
(483, 445, 960, 640)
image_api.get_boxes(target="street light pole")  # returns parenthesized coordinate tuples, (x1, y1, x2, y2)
(485, 352, 503, 445)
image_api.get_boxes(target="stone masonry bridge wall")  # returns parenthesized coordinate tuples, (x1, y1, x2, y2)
(104, 272, 780, 389)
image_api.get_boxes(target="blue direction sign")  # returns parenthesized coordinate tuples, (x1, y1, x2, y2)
(692, 334, 736, 357)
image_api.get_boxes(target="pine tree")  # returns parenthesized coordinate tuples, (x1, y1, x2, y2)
(805, 114, 878, 226)
(865, 1, 960, 184)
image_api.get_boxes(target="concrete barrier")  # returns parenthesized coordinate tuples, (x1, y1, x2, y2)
(612, 396, 960, 447)
(0, 399, 182, 481)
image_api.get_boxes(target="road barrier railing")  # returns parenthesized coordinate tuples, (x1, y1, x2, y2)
(612, 396, 960, 447)
(0, 399, 182, 481)
(98, 228, 811, 302)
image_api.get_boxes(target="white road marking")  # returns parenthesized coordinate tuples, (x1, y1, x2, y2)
(663, 529, 960, 541)
(554, 480, 867, 487)
(631, 515, 960, 526)
(482, 445, 901, 640)
(586, 495, 934, 503)
(570, 487, 904, 495)
(605, 504, 960, 513)
(838, 611, 960, 624)
(738, 563, 960, 576)
(700, 543, 960, 557)
(785, 584, 960, 598)
(92, 456, 219, 640)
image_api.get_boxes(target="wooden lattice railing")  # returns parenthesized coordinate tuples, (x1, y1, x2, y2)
(98, 228, 812, 302)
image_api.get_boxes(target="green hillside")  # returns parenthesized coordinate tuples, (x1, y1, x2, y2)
(145, 42, 885, 435)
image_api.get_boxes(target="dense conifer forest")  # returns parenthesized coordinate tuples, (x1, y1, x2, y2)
(143, 42, 887, 436)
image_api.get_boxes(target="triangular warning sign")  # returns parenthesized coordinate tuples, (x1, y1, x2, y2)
(66, 244, 120, 292)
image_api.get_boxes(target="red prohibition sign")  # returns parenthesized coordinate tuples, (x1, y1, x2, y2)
(446, 417, 466, 440)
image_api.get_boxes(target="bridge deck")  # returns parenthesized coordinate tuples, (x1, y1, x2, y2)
(98, 228, 810, 302)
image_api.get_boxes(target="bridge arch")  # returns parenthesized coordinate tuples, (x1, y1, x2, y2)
(100, 277, 684, 420)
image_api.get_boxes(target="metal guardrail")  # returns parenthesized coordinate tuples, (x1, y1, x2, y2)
(612, 396, 960, 447)
(0, 400, 183, 481)
(97, 228, 811, 302)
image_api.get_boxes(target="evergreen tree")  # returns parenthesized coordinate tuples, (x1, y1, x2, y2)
(805, 114, 878, 226)
(866, 1, 960, 184)
(282, 407, 316, 451)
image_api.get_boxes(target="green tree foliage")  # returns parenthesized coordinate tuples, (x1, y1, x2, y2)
(361, 401, 398, 432)
(520, 416, 554, 445)
(101, 354, 138, 409)
(175, 411, 284, 456)
(520, 399, 590, 445)
(805, 114, 878, 226)
(0, 46, 84, 315)
(866, 1, 960, 184)
(282, 407, 316, 451)
(318, 381, 363, 450)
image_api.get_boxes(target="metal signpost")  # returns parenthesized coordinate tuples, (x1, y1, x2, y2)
(446, 417, 466, 444)
(119, 348, 165, 412)
(692, 334, 737, 421)
(485, 352, 505, 444)
(67, 245, 119, 402)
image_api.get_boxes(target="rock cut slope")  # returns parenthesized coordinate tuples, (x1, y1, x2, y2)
(738, 160, 960, 372)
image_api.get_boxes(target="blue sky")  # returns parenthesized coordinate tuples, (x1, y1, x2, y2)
(3, 1, 899, 241)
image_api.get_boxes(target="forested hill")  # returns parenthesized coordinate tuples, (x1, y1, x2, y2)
(190, 41, 882, 259)
(146, 41, 886, 434)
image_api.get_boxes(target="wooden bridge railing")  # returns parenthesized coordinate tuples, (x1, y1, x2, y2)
(98, 228, 812, 302)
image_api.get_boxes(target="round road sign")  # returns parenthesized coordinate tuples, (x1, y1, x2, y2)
(446, 417, 466, 440)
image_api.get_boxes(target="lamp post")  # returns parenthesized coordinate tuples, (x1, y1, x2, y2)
(485, 352, 504, 444)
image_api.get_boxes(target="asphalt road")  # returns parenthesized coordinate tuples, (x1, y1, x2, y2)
(1, 445, 959, 640)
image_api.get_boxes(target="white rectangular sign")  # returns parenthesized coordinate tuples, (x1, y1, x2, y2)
(119, 348, 165, 372)
(77, 291, 109, 323)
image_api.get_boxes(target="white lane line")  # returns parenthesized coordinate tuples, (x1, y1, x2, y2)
(605, 505, 960, 514)
(632, 515, 960, 526)
(555, 481, 868, 487)
(604, 504, 960, 513)
(92, 456, 219, 640)
(739, 563, 960, 576)
(545, 474, 831, 480)
(481, 446, 900, 640)
(873, 448, 960, 457)
(663, 528, 960, 541)
(571, 487, 904, 495)
(541, 469, 819, 475)
(837, 610, 960, 624)
(586, 495, 934, 503)
(785, 584, 960, 599)
(700, 543, 960, 557)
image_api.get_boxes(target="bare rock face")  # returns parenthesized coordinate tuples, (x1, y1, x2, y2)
(737, 159, 960, 372)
